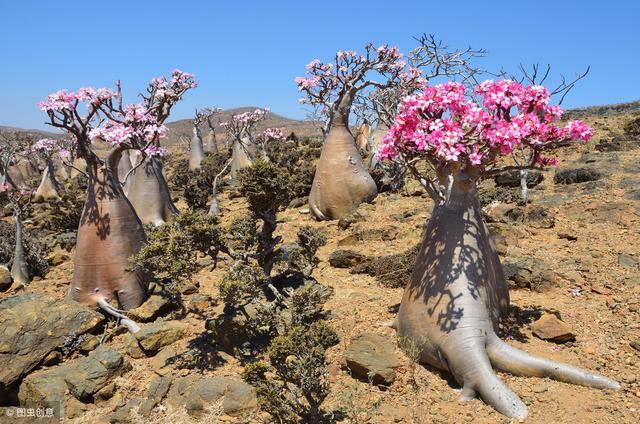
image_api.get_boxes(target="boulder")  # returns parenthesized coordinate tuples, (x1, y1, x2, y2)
(494, 170, 543, 188)
(554, 167, 602, 185)
(503, 257, 555, 292)
(329, 250, 367, 268)
(531, 314, 575, 343)
(526, 206, 556, 229)
(134, 321, 188, 354)
(127, 294, 172, 322)
(618, 253, 639, 269)
(0, 294, 105, 396)
(182, 376, 257, 416)
(18, 347, 128, 406)
(344, 333, 399, 385)
(0, 265, 12, 291)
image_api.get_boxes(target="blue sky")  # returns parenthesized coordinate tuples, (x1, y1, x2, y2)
(1, 0, 638, 130)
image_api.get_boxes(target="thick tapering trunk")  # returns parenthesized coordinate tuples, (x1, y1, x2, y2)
(126, 156, 178, 226)
(17, 159, 38, 179)
(229, 137, 256, 180)
(54, 158, 69, 181)
(70, 157, 88, 179)
(189, 126, 205, 170)
(69, 151, 148, 310)
(355, 122, 370, 153)
(117, 152, 133, 195)
(11, 212, 30, 287)
(308, 110, 377, 220)
(394, 173, 619, 420)
(7, 165, 27, 189)
(367, 124, 388, 171)
(33, 160, 61, 202)
(203, 129, 218, 154)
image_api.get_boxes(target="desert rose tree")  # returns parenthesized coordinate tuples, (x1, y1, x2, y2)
(1, 187, 34, 287)
(188, 109, 208, 170)
(125, 72, 197, 225)
(379, 80, 619, 419)
(296, 44, 423, 220)
(38, 70, 195, 321)
(0, 131, 30, 191)
(203, 107, 222, 153)
(220, 108, 268, 179)
(30, 138, 73, 202)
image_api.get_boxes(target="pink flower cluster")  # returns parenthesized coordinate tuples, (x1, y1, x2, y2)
(151, 69, 197, 100)
(261, 127, 284, 141)
(31, 138, 61, 152)
(378, 80, 593, 168)
(89, 103, 168, 146)
(37, 88, 117, 112)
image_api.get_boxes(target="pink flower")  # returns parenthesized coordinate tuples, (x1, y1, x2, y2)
(566, 120, 593, 141)
(37, 90, 76, 111)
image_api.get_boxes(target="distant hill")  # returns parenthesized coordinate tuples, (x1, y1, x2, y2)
(164, 107, 321, 145)
(0, 125, 60, 139)
(564, 100, 640, 119)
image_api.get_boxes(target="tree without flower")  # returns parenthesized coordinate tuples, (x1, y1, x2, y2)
(38, 70, 196, 324)
(380, 79, 617, 420)
(31, 138, 73, 202)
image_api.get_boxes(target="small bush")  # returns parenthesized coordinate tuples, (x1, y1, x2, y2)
(129, 211, 221, 286)
(242, 321, 339, 423)
(170, 153, 230, 210)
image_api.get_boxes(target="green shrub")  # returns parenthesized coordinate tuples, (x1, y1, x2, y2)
(129, 211, 221, 286)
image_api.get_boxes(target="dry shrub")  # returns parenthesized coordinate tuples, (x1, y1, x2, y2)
(350, 245, 419, 288)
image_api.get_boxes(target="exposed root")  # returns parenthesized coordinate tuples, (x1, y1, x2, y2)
(97, 298, 141, 333)
(486, 334, 621, 390)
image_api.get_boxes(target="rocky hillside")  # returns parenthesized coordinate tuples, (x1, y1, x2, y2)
(0, 109, 638, 423)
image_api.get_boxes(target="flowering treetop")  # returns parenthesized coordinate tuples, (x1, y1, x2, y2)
(295, 44, 422, 128)
(38, 70, 196, 163)
(378, 79, 592, 199)
(220, 108, 269, 143)
(260, 127, 284, 142)
(31, 138, 73, 162)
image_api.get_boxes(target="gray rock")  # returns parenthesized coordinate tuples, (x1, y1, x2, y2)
(526, 206, 556, 229)
(0, 294, 105, 396)
(134, 321, 188, 354)
(127, 294, 172, 322)
(0, 265, 12, 291)
(165, 375, 257, 417)
(344, 333, 399, 385)
(138, 376, 172, 416)
(554, 167, 602, 185)
(494, 170, 543, 188)
(18, 347, 128, 406)
(329, 250, 367, 268)
(337, 211, 363, 230)
(184, 376, 257, 416)
(503, 257, 555, 292)
(618, 254, 639, 269)
(64, 346, 127, 400)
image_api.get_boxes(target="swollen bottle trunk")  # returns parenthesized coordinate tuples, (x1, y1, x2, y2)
(229, 137, 256, 180)
(11, 212, 30, 287)
(367, 124, 388, 171)
(34, 160, 61, 202)
(308, 119, 377, 220)
(126, 156, 178, 226)
(204, 129, 218, 154)
(70, 157, 148, 310)
(189, 127, 205, 170)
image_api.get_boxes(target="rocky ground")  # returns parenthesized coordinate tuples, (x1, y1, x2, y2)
(0, 111, 639, 423)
